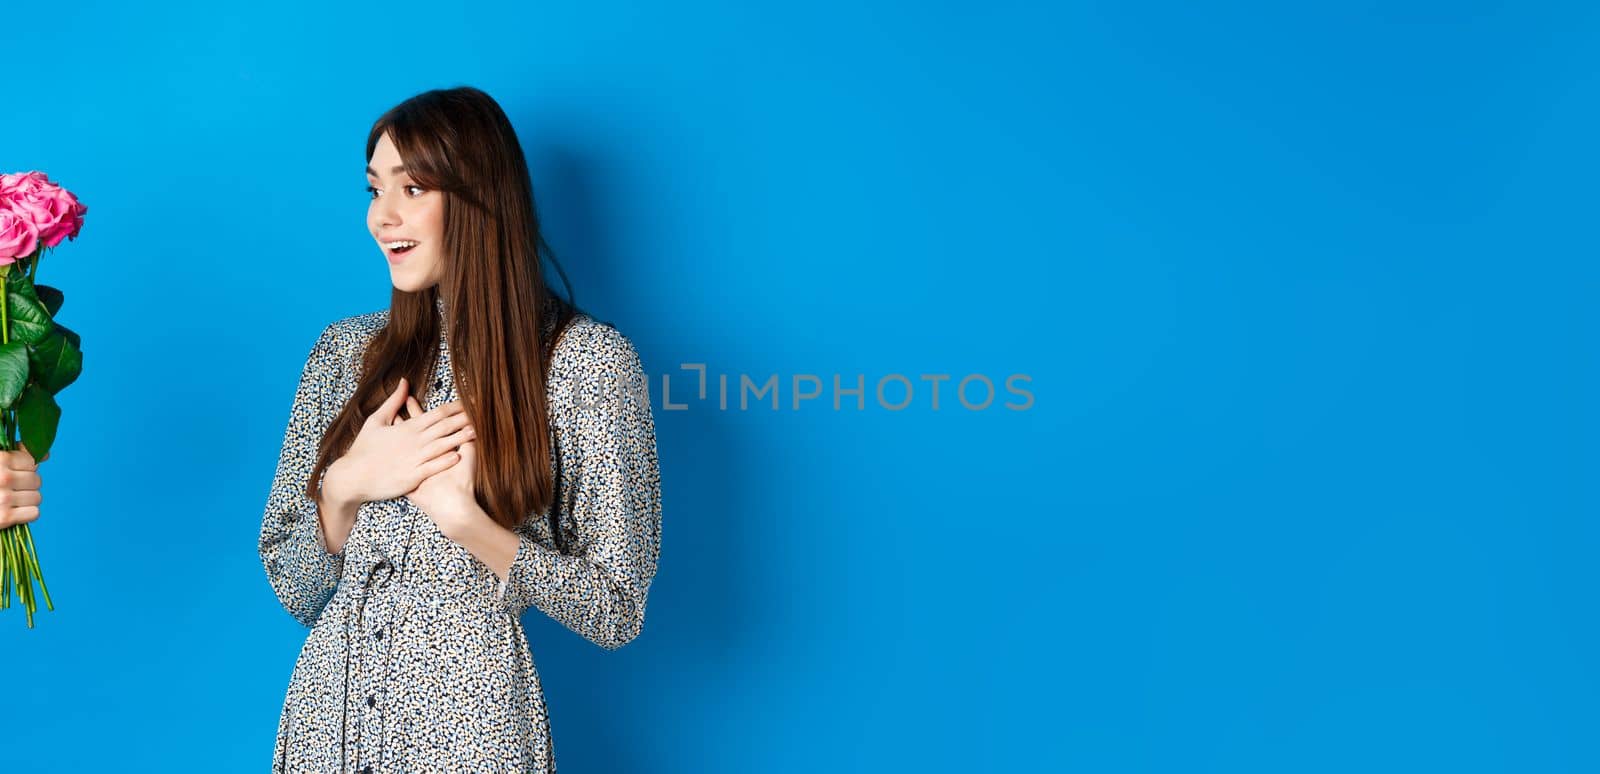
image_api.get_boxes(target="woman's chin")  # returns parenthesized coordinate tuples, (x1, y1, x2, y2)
(390, 271, 442, 294)
(390, 272, 422, 293)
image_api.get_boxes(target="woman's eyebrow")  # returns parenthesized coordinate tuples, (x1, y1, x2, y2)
(365, 164, 408, 178)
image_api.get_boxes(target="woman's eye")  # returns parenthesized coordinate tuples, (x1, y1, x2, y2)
(365, 184, 425, 200)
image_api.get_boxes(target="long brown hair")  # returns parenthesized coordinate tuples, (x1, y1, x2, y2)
(304, 85, 581, 530)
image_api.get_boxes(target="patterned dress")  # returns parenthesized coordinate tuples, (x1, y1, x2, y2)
(258, 295, 662, 772)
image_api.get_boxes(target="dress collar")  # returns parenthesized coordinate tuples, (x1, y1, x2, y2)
(434, 293, 450, 348)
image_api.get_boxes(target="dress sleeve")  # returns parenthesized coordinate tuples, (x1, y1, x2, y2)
(258, 322, 346, 627)
(494, 321, 663, 651)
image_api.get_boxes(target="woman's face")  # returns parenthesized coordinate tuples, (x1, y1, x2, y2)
(367, 131, 445, 292)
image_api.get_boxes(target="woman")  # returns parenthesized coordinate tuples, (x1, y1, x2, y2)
(258, 86, 663, 772)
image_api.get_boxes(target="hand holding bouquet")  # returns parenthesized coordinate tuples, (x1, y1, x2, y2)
(0, 171, 87, 627)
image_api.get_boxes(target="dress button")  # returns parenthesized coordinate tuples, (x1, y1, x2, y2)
(367, 695, 376, 708)
(374, 629, 384, 641)
(360, 767, 372, 774)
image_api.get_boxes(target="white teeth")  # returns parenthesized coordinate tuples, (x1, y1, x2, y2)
(384, 240, 419, 250)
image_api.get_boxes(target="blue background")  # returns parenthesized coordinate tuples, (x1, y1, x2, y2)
(3, 1, 1595, 771)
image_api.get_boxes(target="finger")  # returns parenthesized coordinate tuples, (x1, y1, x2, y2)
(418, 450, 461, 478)
(405, 395, 424, 421)
(10, 445, 36, 470)
(0, 506, 38, 527)
(421, 411, 473, 440)
(413, 400, 466, 432)
(8, 490, 40, 507)
(0, 465, 33, 490)
(3, 470, 41, 491)
(374, 377, 409, 426)
(424, 426, 476, 458)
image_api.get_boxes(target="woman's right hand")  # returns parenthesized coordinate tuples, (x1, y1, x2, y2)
(322, 376, 477, 508)
(0, 443, 45, 529)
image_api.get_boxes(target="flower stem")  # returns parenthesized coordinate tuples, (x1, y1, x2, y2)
(24, 526, 50, 610)
(4, 528, 24, 626)
(0, 530, 11, 609)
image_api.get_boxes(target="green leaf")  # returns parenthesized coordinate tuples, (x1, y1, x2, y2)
(54, 322, 80, 350)
(0, 342, 30, 408)
(33, 285, 63, 318)
(17, 384, 59, 463)
(27, 328, 80, 395)
(3, 273, 53, 345)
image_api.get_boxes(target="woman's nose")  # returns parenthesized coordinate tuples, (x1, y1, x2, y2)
(372, 198, 400, 230)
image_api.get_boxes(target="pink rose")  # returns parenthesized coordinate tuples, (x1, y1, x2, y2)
(42, 186, 87, 247)
(0, 171, 87, 249)
(0, 209, 37, 264)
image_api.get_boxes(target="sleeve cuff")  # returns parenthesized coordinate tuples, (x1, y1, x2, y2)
(292, 506, 344, 582)
(494, 536, 541, 613)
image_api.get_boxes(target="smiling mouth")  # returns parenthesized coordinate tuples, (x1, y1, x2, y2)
(384, 241, 420, 263)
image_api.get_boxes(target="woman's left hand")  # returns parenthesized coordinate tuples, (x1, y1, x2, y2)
(402, 396, 487, 540)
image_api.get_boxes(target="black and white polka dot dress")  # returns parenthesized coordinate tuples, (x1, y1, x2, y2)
(258, 295, 662, 772)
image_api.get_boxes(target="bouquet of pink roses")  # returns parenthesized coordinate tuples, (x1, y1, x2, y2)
(0, 171, 86, 627)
